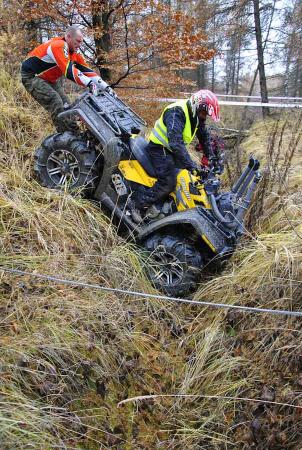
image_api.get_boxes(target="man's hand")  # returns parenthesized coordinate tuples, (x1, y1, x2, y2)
(104, 85, 116, 97)
(88, 80, 98, 95)
(96, 78, 108, 90)
(88, 78, 108, 94)
(96, 78, 116, 96)
(209, 155, 224, 174)
(190, 165, 209, 179)
(88, 79, 116, 97)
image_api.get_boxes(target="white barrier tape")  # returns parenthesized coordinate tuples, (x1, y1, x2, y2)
(181, 92, 302, 101)
(218, 100, 302, 108)
(123, 97, 302, 108)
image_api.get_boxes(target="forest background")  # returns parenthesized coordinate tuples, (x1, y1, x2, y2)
(1, 0, 302, 120)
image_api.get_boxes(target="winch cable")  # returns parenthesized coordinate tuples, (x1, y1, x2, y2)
(1, 267, 302, 318)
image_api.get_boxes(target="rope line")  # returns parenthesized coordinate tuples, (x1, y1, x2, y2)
(1, 267, 302, 318)
(122, 97, 302, 108)
(117, 393, 302, 409)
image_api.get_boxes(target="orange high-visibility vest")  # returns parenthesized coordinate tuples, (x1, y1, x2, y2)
(22, 37, 98, 87)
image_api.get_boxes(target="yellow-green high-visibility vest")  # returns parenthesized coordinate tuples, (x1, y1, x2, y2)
(149, 100, 198, 151)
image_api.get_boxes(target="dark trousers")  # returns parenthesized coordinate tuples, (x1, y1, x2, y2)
(135, 145, 177, 209)
(21, 71, 79, 133)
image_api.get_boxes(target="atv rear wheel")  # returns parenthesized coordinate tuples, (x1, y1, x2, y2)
(143, 234, 203, 297)
(34, 132, 100, 194)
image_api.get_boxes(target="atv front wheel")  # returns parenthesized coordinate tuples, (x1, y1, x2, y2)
(34, 132, 100, 194)
(143, 234, 203, 297)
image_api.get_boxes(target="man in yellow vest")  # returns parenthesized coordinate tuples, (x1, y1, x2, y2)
(131, 89, 220, 222)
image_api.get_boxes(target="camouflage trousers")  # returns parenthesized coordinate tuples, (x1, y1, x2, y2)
(21, 72, 79, 133)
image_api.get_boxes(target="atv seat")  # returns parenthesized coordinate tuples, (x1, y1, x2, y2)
(129, 136, 157, 178)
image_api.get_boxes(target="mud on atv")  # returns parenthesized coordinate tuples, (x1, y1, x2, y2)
(34, 90, 261, 297)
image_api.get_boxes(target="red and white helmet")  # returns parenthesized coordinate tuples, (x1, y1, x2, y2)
(189, 89, 220, 122)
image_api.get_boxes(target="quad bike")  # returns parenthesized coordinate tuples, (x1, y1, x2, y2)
(34, 89, 261, 297)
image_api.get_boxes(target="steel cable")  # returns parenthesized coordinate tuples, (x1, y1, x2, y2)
(1, 267, 302, 318)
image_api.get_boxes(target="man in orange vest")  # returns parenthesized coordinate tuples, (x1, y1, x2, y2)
(21, 26, 110, 132)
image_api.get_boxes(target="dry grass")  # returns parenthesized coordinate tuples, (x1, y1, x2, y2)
(0, 67, 301, 449)
(191, 111, 302, 448)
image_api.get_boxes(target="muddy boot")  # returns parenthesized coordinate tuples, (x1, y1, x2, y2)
(145, 205, 165, 220)
(131, 208, 144, 224)
(128, 199, 144, 223)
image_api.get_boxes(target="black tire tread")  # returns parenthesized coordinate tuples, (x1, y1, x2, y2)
(34, 132, 99, 194)
(143, 233, 203, 297)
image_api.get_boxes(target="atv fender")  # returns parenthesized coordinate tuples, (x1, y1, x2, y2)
(93, 138, 123, 201)
(137, 207, 236, 256)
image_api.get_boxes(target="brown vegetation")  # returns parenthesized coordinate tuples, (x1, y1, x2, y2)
(0, 67, 302, 449)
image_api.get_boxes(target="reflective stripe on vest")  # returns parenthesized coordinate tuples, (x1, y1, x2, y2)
(149, 100, 198, 151)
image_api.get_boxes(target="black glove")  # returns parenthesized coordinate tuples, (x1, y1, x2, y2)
(190, 165, 209, 178)
(209, 156, 224, 175)
(189, 163, 204, 177)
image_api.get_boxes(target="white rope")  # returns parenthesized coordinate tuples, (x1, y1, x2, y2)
(218, 100, 302, 108)
(1, 267, 302, 318)
(123, 96, 302, 108)
(181, 92, 302, 101)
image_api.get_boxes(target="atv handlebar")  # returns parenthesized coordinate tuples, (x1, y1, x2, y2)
(191, 167, 209, 179)
(209, 150, 225, 174)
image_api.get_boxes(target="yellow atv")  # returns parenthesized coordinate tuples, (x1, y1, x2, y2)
(34, 90, 260, 296)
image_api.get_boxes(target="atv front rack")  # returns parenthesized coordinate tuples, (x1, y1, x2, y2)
(59, 90, 147, 147)
(206, 156, 261, 234)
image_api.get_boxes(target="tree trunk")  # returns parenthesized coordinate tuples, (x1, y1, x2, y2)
(22, 1, 41, 50)
(225, 48, 232, 94)
(297, 50, 302, 96)
(235, 39, 242, 95)
(293, 61, 299, 97)
(252, 0, 269, 117)
(211, 13, 216, 92)
(283, 34, 293, 95)
(197, 63, 207, 88)
(211, 57, 215, 92)
(91, 0, 111, 81)
(231, 51, 236, 94)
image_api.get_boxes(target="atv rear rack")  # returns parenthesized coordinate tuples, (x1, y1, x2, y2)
(59, 90, 147, 147)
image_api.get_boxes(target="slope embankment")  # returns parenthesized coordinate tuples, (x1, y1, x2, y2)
(0, 70, 301, 449)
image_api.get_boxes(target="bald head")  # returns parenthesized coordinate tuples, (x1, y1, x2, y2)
(65, 26, 83, 52)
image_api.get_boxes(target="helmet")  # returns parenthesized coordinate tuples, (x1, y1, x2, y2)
(189, 89, 220, 122)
